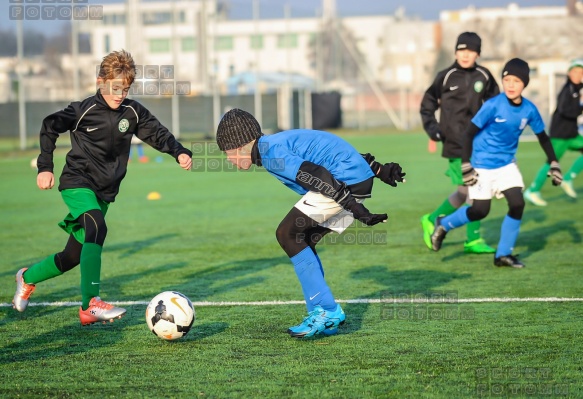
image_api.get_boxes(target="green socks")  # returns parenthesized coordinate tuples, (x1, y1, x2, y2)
(565, 156, 583, 181)
(428, 199, 458, 224)
(529, 156, 583, 191)
(429, 198, 483, 242)
(23, 255, 63, 285)
(80, 243, 102, 310)
(530, 163, 550, 192)
(466, 220, 481, 242)
(24, 243, 104, 310)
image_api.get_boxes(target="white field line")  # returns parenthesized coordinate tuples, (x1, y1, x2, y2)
(2, 297, 583, 308)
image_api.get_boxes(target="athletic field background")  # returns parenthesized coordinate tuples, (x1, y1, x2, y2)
(1, 130, 581, 398)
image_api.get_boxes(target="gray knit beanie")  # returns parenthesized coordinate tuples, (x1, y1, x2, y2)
(216, 108, 263, 151)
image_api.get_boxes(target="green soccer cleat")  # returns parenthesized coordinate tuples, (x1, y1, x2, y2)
(288, 305, 345, 338)
(420, 214, 434, 250)
(464, 238, 496, 254)
(524, 189, 547, 206)
(560, 180, 577, 198)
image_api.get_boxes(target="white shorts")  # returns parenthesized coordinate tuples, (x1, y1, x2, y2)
(294, 191, 363, 234)
(468, 162, 524, 200)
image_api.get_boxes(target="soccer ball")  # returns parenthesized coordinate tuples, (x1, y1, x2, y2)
(30, 157, 38, 169)
(145, 291, 195, 340)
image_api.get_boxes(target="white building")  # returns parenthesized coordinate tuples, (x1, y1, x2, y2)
(82, 0, 437, 95)
(438, 2, 583, 119)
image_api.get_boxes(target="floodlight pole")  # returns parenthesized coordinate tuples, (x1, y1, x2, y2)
(17, 18, 26, 150)
(211, 3, 221, 133)
(72, 18, 80, 100)
(285, 3, 292, 130)
(171, 0, 181, 138)
(315, 8, 322, 92)
(253, 0, 262, 127)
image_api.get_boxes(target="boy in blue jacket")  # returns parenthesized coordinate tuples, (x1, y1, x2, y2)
(430, 59, 563, 268)
(216, 108, 405, 338)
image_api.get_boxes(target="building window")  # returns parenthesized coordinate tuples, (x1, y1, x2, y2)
(250, 34, 263, 50)
(103, 13, 126, 25)
(150, 39, 171, 53)
(182, 37, 197, 52)
(277, 33, 298, 48)
(104, 34, 110, 53)
(143, 12, 172, 25)
(215, 36, 233, 51)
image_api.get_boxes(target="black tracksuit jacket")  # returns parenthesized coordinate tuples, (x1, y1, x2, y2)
(549, 78, 583, 139)
(37, 91, 192, 202)
(420, 61, 499, 159)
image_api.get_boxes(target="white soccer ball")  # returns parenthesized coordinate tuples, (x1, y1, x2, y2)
(30, 157, 38, 169)
(145, 291, 195, 340)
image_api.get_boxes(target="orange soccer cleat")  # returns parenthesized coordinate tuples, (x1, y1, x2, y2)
(13, 268, 36, 312)
(79, 297, 126, 326)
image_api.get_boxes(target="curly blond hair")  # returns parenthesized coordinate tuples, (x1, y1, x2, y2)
(98, 50, 136, 85)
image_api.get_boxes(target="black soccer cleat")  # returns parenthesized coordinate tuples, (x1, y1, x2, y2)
(430, 216, 447, 252)
(494, 254, 525, 268)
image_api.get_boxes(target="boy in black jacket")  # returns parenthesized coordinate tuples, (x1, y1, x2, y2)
(524, 59, 583, 205)
(420, 32, 499, 254)
(13, 50, 193, 325)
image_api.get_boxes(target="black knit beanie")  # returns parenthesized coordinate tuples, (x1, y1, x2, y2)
(216, 108, 263, 151)
(455, 32, 481, 55)
(502, 58, 530, 87)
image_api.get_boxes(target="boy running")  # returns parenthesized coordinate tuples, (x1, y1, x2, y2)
(13, 50, 193, 325)
(215, 108, 405, 338)
(420, 32, 499, 254)
(524, 58, 583, 205)
(430, 58, 563, 268)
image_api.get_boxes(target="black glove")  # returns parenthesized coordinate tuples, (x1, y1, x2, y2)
(362, 153, 377, 168)
(430, 131, 442, 142)
(547, 161, 563, 186)
(461, 162, 478, 186)
(361, 153, 406, 187)
(376, 163, 406, 187)
(349, 202, 388, 226)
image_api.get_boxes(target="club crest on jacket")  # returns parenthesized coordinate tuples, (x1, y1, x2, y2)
(119, 119, 129, 133)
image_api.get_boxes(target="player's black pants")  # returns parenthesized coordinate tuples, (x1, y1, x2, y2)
(466, 187, 525, 221)
(275, 207, 332, 258)
(54, 209, 108, 273)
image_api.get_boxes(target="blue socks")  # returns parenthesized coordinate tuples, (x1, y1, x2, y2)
(440, 206, 471, 231)
(314, 252, 324, 277)
(440, 208, 521, 257)
(496, 215, 521, 258)
(290, 247, 336, 312)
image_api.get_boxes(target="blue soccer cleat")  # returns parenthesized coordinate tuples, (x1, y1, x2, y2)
(287, 305, 345, 338)
(287, 318, 339, 336)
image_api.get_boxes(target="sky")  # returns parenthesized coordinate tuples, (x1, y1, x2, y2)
(0, 0, 571, 37)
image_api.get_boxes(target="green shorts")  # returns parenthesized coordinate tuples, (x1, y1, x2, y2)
(552, 136, 583, 159)
(58, 188, 110, 244)
(444, 158, 463, 186)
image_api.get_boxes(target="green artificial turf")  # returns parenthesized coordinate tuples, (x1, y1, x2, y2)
(1, 131, 581, 398)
